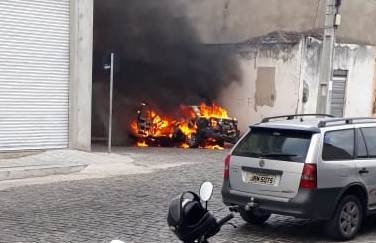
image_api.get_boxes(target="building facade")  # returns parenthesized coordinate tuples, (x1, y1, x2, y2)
(219, 31, 376, 132)
(182, 0, 376, 45)
(1, 0, 375, 151)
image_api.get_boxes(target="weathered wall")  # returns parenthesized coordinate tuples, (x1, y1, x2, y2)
(300, 38, 376, 116)
(221, 38, 376, 132)
(298, 38, 321, 114)
(336, 45, 376, 116)
(219, 43, 303, 132)
(181, 0, 376, 45)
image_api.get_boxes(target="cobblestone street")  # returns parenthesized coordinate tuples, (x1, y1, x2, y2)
(0, 148, 375, 242)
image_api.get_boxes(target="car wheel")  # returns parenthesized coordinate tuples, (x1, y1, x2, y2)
(326, 195, 363, 241)
(187, 134, 199, 148)
(239, 208, 271, 225)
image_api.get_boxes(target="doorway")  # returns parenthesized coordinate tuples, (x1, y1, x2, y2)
(330, 70, 348, 117)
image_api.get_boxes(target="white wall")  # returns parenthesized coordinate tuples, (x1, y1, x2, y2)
(181, 0, 376, 45)
(220, 38, 376, 134)
(298, 38, 321, 114)
(219, 43, 303, 132)
(335, 44, 376, 116)
(300, 38, 376, 117)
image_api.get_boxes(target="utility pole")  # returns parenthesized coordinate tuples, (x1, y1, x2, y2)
(108, 53, 114, 153)
(316, 0, 341, 114)
(104, 53, 115, 153)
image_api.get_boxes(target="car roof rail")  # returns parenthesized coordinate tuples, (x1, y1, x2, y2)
(318, 117, 376, 128)
(261, 114, 334, 123)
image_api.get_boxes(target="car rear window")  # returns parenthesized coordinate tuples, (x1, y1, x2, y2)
(232, 127, 313, 162)
(322, 129, 354, 161)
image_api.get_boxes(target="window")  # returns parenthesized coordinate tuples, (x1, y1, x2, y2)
(356, 129, 368, 158)
(232, 128, 312, 163)
(322, 129, 354, 161)
(360, 127, 376, 157)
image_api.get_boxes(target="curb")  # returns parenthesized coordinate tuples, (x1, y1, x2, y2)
(0, 164, 88, 181)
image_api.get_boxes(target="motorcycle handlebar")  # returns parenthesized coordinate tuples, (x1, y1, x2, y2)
(216, 213, 234, 227)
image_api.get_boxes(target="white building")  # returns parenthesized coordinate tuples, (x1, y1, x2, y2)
(0, 0, 93, 151)
(219, 31, 376, 132)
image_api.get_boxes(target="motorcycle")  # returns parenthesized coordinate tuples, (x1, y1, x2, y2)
(167, 182, 237, 243)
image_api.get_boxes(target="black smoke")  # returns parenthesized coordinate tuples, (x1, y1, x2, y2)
(92, 0, 241, 143)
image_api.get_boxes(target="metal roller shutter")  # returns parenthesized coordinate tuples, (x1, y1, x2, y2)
(0, 0, 70, 151)
(330, 70, 348, 117)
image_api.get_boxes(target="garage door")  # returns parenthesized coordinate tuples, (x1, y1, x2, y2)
(0, 0, 70, 151)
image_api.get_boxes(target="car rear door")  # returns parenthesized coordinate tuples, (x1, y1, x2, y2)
(355, 127, 376, 207)
(229, 127, 314, 199)
(318, 128, 357, 194)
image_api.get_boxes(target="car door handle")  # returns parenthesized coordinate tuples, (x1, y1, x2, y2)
(359, 168, 369, 174)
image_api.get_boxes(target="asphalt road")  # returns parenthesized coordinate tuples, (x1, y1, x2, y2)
(0, 148, 375, 243)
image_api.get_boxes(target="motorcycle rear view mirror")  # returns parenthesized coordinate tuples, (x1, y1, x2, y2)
(199, 181, 213, 202)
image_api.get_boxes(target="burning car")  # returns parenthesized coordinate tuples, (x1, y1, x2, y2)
(179, 105, 240, 148)
(130, 103, 240, 148)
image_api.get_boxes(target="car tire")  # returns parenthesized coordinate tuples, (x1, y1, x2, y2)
(187, 134, 199, 148)
(239, 208, 271, 225)
(326, 195, 363, 241)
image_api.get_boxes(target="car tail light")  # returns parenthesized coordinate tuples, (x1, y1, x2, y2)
(224, 154, 231, 179)
(299, 163, 317, 190)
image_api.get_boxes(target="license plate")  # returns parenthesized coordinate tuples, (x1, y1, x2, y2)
(244, 172, 277, 185)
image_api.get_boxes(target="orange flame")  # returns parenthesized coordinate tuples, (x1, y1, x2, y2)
(131, 103, 231, 149)
(177, 121, 197, 139)
(180, 143, 190, 149)
(198, 103, 229, 119)
(136, 141, 149, 147)
(130, 111, 176, 138)
(148, 111, 175, 137)
(203, 145, 224, 150)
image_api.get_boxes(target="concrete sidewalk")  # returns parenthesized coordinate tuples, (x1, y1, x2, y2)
(0, 149, 141, 190)
(0, 148, 196, 190)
